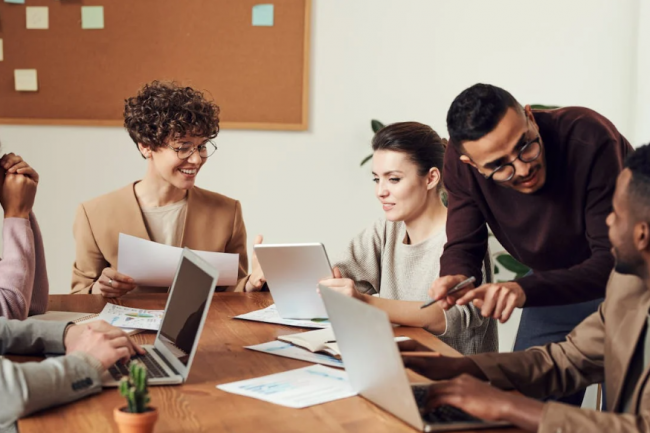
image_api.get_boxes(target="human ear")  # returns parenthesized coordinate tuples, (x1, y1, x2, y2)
(138, 143, 152, 159)
(460, 155, 478, 169)
(524, 105, 538, 126)
(636, 222, 650, 253)
(427, 168, 441, 191)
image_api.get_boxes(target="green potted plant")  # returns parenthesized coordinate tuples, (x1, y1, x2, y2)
(113, 361, 158, 433)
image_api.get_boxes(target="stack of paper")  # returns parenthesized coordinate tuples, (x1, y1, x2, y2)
(246, 329, 412, 369)
(278, 328, 340, 357)
(246, 341, 344, 368)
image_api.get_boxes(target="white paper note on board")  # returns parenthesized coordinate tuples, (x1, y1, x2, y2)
(14, 69, 38, 91)
(26, 7, 49, 29)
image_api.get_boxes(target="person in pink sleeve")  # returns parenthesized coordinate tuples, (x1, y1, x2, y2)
(0, 151, 48, 319)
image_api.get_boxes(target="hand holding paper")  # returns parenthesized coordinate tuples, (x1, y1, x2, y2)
(117, 233, 238, 287)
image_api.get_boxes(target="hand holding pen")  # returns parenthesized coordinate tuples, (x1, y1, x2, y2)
(420, 276, 476, 309)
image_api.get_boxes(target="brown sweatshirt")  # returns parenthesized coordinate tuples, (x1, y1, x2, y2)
(440, 107, 634, 306)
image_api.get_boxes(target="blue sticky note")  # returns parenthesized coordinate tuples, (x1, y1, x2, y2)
(252, 4, 274, 27)
(4, 0, 26, 4)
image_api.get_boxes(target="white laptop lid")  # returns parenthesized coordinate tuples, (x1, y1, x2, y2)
(254, 243, 332, 319)
(153, 248, 219, 380)
(319, 285, 424, 431)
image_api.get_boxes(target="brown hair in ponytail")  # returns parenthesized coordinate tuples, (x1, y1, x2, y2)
(371, 121, 447, 189)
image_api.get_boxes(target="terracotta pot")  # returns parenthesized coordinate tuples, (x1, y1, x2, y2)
(113, 407, 158, 433)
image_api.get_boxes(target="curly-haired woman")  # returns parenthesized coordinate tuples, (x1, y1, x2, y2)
(71, 81, 257, 296)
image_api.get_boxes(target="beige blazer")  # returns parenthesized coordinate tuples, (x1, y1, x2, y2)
(71, 183, 249, 294)
(469, 272, 650, 432)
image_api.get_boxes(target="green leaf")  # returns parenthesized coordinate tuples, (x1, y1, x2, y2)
(529, 104, 560, 110)
(371, 119, 385, 133)
(496, 254, 530, 275)
(494, 265, 500, 274)
(360, 154, 373, 166)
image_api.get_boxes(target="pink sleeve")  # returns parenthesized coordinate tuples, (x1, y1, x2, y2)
(0, 217, 36, 319)
(28, 213, 49, 315)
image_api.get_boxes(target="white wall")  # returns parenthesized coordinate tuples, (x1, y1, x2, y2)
(633, 0, 650, 145)
(0, 1, 642, 363)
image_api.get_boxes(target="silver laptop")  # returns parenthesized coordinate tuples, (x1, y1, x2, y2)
(102, 248, 219, 386)
(254, 243, 332, 319)
(319, 285, 510, 432)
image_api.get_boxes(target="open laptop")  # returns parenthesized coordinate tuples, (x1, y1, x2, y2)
(102, 248, 219, 386)
(319, 285, 511, 432)
(254, 243, 332, 319)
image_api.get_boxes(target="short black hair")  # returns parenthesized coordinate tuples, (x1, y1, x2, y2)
(446, 83, 522, 149)
(625, 143, 650, 219)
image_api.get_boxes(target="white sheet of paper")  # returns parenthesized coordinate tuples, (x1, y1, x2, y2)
(117, 233, 238, 287)
(246, 340, 344, 368)
(217, 364, 355, 408)
(14, 69, 38, 91)
(98, 303, 164, 331)
(26, 6, 49, 29)
(234, 304, 331, 329)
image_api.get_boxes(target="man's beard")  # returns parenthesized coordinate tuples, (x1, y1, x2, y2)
(613, 247, 641, 276)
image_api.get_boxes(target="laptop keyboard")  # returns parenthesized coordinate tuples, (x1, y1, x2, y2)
(412, 385, 482, 424)
(108, 351, 170, 380)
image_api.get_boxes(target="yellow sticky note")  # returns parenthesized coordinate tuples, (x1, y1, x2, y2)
(14, 69, 38, 92)
(0, 39, 3, 62)
(26, 6, 49, 30)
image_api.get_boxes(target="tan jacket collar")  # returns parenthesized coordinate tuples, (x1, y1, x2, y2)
(608, 274, 650, 411)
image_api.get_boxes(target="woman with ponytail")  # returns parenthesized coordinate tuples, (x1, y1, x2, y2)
(320, 122, 497, 355)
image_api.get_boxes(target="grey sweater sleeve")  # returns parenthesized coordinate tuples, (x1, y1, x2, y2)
(0, 319, 103, 429)
(332, 219, 386, 295)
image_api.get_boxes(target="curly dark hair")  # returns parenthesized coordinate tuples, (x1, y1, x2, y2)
(446, 83, 523, 150)
(625, 143, 650, 218)
(124, 81, 220, 156)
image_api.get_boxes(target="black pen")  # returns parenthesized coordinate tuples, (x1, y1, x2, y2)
(420, 276, 476, 309)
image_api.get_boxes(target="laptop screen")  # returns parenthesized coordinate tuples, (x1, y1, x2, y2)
(158, 256, 214, 365)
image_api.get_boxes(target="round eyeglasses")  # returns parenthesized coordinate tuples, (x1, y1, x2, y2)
(167, 140, 217, 160)
(486, 137, 542, 183)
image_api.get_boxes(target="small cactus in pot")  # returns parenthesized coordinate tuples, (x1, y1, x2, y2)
(113, 361, 158, 433)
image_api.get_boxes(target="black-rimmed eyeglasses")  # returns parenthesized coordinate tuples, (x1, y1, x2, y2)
(167, 140, 217, 160)
(485, 137, 542, 183)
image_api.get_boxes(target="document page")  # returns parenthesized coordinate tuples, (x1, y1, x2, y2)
(98, 304, 164, 331)
(234, 304, 331, 329)
(217, 364, 356, 408)
(246, 340, 344, 368)
(117, 233, 238, 287)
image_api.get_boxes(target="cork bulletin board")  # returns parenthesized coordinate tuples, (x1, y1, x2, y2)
(0, 0, 311, 130)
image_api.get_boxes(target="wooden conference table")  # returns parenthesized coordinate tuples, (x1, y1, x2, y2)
(18, 293, 520, 433)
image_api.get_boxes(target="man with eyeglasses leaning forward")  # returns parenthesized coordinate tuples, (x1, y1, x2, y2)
(428, 83, 633, 405)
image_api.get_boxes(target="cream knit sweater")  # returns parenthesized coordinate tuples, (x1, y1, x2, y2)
(333, 219, 497, 355)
